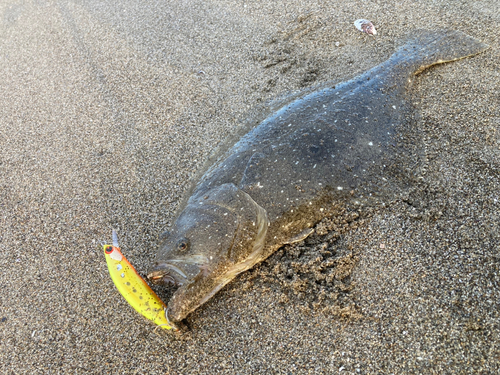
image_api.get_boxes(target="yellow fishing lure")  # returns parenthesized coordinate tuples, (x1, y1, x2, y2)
(103, 230, 175, 330)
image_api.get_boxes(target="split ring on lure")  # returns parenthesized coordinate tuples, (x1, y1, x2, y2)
(103, 230, 177, 331)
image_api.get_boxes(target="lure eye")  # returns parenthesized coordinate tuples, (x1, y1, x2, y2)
(104, 245, 114, 254)
(176, 238, 190, 252)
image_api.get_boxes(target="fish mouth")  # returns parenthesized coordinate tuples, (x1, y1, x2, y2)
(147, 263, 189, 286)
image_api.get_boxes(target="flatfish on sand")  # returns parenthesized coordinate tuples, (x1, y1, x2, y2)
(148, 30, 488, 323)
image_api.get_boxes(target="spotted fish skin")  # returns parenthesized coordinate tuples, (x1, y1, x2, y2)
(148, 30, 488, 323)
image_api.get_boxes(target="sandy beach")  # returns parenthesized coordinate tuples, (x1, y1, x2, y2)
(1, 0, 499, 373)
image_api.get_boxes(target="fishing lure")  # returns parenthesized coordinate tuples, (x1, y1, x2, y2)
(103, 230, 176, 330)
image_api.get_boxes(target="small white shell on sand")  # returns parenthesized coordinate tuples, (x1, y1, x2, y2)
(354, 19, 377, 35)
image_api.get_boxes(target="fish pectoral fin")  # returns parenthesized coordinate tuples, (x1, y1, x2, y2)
(284, 228, 314, 244)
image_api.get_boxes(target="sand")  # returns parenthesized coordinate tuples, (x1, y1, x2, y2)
(1, 0, 499, 373)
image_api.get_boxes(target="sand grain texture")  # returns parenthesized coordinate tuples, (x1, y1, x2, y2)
(1, 0, 499, 373)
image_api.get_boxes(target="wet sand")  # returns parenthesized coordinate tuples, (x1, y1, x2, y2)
(1, 0, 499, 373)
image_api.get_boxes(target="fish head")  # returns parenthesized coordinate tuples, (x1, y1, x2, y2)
(147, 183, 268, 322)
(148, 205, 237, 285)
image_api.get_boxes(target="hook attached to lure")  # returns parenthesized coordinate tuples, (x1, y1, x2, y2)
(103, 230, 177, 331)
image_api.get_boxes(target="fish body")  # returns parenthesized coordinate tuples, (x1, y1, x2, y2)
(104, 241, 174, 330)
(148, 31, 488, 323)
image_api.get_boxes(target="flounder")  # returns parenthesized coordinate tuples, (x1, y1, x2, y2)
(148, 30, 488, 323)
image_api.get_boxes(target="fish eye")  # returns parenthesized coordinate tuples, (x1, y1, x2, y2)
(177, 238, 190, 252)
(104, 245, 113, 254)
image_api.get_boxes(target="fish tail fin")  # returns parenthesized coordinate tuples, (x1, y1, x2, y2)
(396, 30, 489, 75)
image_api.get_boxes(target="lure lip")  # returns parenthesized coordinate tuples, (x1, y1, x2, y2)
(112, 228, 119, 248)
